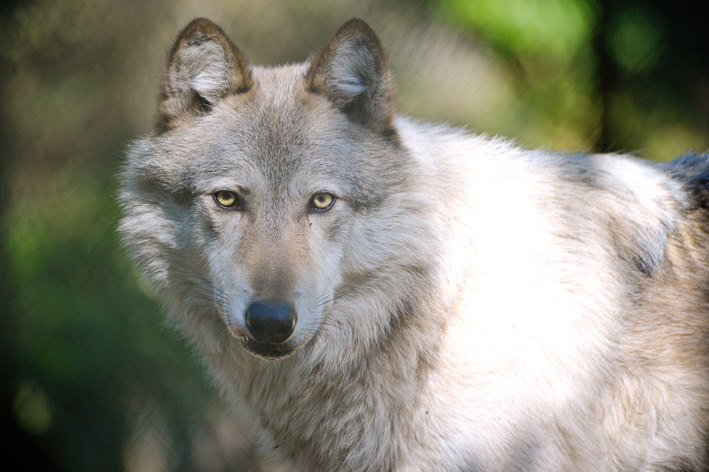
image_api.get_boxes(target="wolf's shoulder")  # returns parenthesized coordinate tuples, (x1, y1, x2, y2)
(394, 115, 530, 178)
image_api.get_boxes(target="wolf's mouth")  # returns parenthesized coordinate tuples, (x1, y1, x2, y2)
(242, 339, 298, 360)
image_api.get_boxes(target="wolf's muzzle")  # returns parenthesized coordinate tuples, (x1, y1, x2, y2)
(245, 300, 297, 344)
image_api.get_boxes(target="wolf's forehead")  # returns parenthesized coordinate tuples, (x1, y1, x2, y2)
(246, 64, 312, 126)
(185, 63, 366, 194)
(251, 64, 309, 99)
(219, 65, 344, 176)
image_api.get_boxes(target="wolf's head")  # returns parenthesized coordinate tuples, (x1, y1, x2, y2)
(119, 19, 433, 361)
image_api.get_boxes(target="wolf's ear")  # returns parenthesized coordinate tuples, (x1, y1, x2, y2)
(158, 18, 252, 126)
(306, 19, 397, 139)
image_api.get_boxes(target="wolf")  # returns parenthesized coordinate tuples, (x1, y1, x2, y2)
(119, 18, 709, 471)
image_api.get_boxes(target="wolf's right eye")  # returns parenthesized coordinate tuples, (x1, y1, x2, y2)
(214, 190, 240, 209)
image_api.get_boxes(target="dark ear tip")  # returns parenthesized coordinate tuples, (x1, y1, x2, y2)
(179, 17, 226, 37)
(339, 18, 373, 30)
(310, 17, 385, 74)
(333, 18, 379, 41)
(169, 18, 230, 61)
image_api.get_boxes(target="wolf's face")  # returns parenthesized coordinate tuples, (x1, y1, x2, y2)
(170, 67, 382, 359)
(121, 19, 405, 359)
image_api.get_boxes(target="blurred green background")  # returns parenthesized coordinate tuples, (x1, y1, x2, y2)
(1, 0, 706, 470)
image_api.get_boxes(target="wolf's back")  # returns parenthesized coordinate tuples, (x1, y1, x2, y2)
(665, 153, 709, 268)
(666, 153, 709, 211)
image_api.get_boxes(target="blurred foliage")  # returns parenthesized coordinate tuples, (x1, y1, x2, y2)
(0, 0, 706, 471)
(435, 0, 599, 149)
(434, 0, 708, 154)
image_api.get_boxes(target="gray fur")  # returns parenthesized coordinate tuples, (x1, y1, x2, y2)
(119, 18, 708, 471)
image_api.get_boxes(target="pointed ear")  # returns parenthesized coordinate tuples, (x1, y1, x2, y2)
(305, 19, 397, 139)
(158, 18, 252, 127)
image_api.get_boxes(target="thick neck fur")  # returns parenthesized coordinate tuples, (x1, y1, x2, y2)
(189, 272, 445, 470)
(120, 18, 708, 471)
(161, 150, 450, 469)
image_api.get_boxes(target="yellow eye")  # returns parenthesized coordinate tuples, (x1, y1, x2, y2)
(310, 192, 335, 211)
(214, 190, 239, 208)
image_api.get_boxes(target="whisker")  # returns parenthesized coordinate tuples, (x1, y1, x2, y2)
(315, 284, 364, 307)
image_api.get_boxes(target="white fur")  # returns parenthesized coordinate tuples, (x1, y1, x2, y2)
(120, 20, 708, 472)
(180, 41, 232, 103)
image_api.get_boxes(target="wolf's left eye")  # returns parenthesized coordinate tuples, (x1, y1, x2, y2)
(310, 192, 335, 212)
(214, 190, 240, 209)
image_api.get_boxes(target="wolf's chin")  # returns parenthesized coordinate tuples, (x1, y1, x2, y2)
(242, 339, 302, 360)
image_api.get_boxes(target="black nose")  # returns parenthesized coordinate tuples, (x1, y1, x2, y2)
(245, 300, 297, 344)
